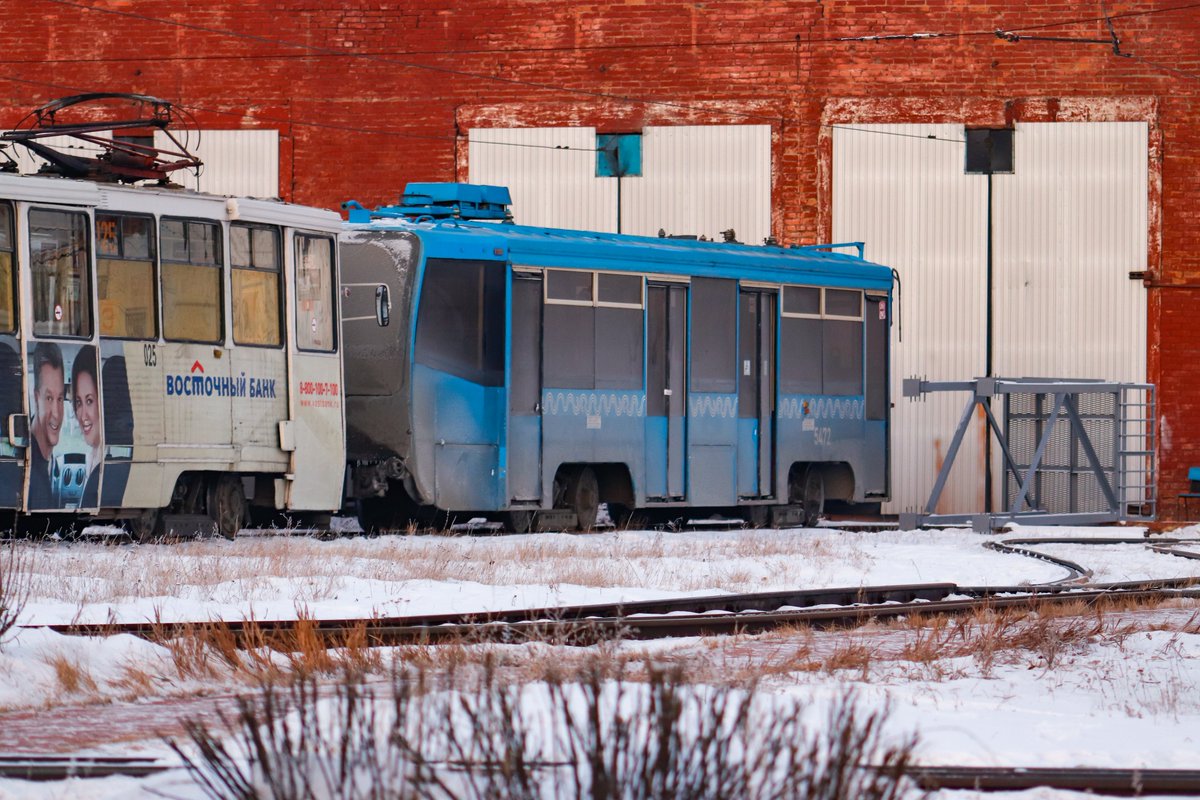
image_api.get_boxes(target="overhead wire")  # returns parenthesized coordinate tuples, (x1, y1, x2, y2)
(10, 0, 1198, 152)
(8, 1, 1200, 60)
(4, 3, 972, 145)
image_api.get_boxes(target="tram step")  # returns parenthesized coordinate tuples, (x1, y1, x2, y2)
(157, 514, 220, 539)
(768, 504, 806, 527)
(534, 509, 579, 532)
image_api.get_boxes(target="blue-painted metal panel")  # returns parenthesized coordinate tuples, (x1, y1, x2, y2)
(644, 416, 668, 498)
(686, 393, 737, 504)
(737, 417, 760, 497)
(411, 364, 502, 510)
(596, 134, 643, 178)
(689, 445, 736, 506)
(540, 388, 646, 504)
(508, 415, 541, 501)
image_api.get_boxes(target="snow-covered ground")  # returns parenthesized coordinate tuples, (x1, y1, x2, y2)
(1, 523, 1199, 799)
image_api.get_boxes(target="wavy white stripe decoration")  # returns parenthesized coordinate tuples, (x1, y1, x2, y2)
(688, 394, 739, 419)
(542, 391, 647, 417)
(778, 397, 865, 421)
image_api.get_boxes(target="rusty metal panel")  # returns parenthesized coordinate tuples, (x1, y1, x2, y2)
(621, 125, 770, 243)
(467, 125, 770, 241)
(992, 122, 1147, 384)
(468, 127, 615, 230)
(833, 124, 988, 516)
(159, 129, 279, 198)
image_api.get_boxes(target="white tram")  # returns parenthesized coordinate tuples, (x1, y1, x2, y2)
(0, 171, 345, 536)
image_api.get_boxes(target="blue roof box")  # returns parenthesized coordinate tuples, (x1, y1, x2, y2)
(397, 183, 512, 220)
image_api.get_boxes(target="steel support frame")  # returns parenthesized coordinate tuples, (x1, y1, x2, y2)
(898, 377, 1149, 532)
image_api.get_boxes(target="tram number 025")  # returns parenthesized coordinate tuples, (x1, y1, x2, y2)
(143, 343, 157, 367)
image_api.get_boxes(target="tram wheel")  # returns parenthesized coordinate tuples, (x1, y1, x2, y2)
(564, 467, 599, 532)
(357, 497, 396, 534)
(207, 475, 247, 540)
(507, 509, 535, 534)
(128, 509, 160, 543)
(742, 504, 770, 529)
(800, 468, 825, 528)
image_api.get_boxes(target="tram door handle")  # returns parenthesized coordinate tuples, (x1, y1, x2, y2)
(7, 413, 28, 449)
(375, 284, 391, 327)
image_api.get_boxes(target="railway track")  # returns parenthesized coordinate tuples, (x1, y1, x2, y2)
(21, 536, 1200, 646)
(0, 754, 168, 781)
(907, 765, 1200, 795)
(4, 754, 1200, 795)
(24, 577, 1200, 647)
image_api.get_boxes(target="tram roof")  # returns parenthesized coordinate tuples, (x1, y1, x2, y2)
(344, 216, 895, 292)
(0, 171, 342, 232)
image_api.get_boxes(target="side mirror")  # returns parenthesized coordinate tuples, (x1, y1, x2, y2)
(8, 413, 28, 448)
(375, 284, 391, 327)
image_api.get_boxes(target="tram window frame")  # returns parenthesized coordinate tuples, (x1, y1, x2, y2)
(295, 233, 337, 353)
(543, 269, 644, 390)
(160, 217, 224, 345)
(28, 207, 93, 339)
(0, 202, 15, 334)
(780, 285, 865, 396)
(96, 212, 157, 340)
(230, 222, 283, 348)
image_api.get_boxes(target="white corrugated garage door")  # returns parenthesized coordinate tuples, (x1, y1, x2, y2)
(161, 129, 279, 198)
(834, 122, 1147, 515)
(12, 130, 280, 199)
(468, 125, 770, 243)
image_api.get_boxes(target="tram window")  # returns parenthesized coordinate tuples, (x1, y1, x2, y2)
(689, 277, 737, 393)
(780, 317, 823, 394)
(546, 269, 592, 303)
(597, 273, 642, 306)
(825, 288, 862, 319)
(296, 234, 336, 352)
(544, 304, 595, 389)
(823, 319, 863, 395)
(0, 203, 13, 333)
(783, 286, 820, 316)
(29, 209, 92, 338)
(231, 223, 282, 347)
(595, 306, 642, 389)
(96, 213, 156, 339)
(414, 258, 504, 385)
(161, 218, 222, 344)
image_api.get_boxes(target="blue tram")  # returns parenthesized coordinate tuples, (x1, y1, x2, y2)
(341, 183, 893, 531)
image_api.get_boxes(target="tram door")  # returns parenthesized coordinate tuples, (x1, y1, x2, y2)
(23, 207, 102, 513)
(0, 203, 22, 509)
(285, 233, 345, 511)
(646, 283, 687, 500)
(508, 272, 543, 503)
(737, 289, 776, 498)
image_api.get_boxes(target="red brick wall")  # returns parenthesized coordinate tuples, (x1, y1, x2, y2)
(3, 1, 1199, 513)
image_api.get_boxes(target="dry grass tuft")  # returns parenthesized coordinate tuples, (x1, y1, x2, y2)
(47, 652, 98, 696)
(0, 543, 32, 650)
(824, 641, 873, 678)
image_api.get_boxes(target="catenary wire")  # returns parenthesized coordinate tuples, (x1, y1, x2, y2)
(11, 1, 1200, 60)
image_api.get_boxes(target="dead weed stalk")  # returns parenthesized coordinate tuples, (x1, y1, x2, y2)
(171, 656, 923, 800)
